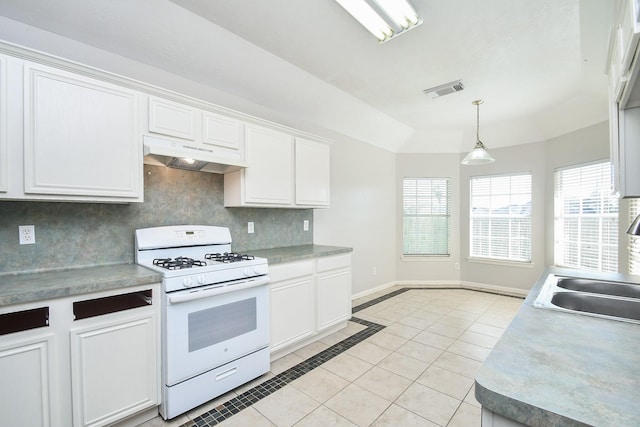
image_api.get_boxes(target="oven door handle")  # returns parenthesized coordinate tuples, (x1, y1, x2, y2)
(168, 276, 270, 304)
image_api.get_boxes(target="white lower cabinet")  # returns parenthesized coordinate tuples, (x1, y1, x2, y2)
(269, 260, 315, 353)
(70, 310, 158, 427)
(0, 284, 160, 427)
(269, 254, 352, 358)
(316, 254, 352, 331)
(0, 331, 55, 427)
(481, 407, 527, 427)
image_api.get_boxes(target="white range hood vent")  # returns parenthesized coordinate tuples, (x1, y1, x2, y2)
(143, 135, 248, 174)
(423, 79, 464, 99)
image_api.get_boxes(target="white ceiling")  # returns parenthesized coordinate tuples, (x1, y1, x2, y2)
(0, 0, 614, 153)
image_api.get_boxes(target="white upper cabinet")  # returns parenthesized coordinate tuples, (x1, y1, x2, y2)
(224, 124, 294, 206)
(609, 0, 640, 197)
(244, 125, 294, 205)
(21, 61, 143, 202)
(148, 96, 196, 141)
(145, 96, 246, 171)
(0, 54, 7, 194)
(295, 137, 330, 207)
(224, 126, 330, 208)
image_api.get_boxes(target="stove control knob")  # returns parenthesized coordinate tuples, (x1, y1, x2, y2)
(197, 274, 206, 285)
(182, 277, 193, 288)
(243, 267, 253, 277)
(253, 266, 265, 275)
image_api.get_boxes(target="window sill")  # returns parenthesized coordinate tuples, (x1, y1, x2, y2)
(402, 255, 451, 262)
(466, 257, 535, 268)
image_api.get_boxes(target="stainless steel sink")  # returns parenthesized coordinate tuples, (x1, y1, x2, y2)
(534, 274, 640, 324)
(556, 277, 640, 299)
(550, 292, 640, 322)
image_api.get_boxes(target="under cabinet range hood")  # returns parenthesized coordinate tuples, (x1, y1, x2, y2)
(142, 135, 248, 174)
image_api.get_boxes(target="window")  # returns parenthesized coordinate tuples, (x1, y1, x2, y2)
(630, 199, 640, 275)
(554, 161, 618, 272)
(470, 174, 532, 262)
(403, 178, 450, 256)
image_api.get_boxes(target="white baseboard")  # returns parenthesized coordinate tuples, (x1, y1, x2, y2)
(352, 280, 528, 300)
(351, 281, 397, 300)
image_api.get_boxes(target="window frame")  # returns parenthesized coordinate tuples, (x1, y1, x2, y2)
(553, 160, 618, 273)
(629, 198, 639, 275)
(468, 172, 533, 264)
(402, 177, 451, 258)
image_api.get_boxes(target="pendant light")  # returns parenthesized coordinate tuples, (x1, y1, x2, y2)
(461, 99, 495, 165)
(627, 214, 640, 235)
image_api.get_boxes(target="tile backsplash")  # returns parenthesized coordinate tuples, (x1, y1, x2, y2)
(0, 165, 313, 274)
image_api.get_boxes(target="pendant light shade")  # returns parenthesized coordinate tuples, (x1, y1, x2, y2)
(461, 100, 495, 165)
(627, 214, 640, 235)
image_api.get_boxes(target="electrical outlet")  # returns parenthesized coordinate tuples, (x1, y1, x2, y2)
(19, 225, 35, 245)
(248, 222, 254, 234)
(372, 266, 377, 275)
(303, 220, 309, 231)
(454, 262, 460, 270)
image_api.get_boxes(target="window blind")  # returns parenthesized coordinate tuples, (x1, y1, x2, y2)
(554, 161, 618, 273)
(630, 199, 640, 275)
(469, 174, 532, 262)
(403, 178, 450, 256)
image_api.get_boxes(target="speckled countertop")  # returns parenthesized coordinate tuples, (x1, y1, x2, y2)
(475, 267, 640, 426)
(0, 264, 161, 306)
(0, 245, 351, 307)
(249, 244, 352, 265)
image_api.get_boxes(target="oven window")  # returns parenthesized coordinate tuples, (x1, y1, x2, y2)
(188, 298, 257, 352)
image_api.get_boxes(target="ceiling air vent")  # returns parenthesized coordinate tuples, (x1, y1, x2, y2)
(423, 80, 464, 99)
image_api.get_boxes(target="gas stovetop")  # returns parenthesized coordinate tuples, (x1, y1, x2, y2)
(135, 225, 268, 292)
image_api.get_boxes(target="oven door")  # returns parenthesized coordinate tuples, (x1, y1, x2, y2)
(164, 277, 269, 386)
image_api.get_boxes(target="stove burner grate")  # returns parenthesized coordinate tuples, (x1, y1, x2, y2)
(205, 252, 255, 263)
(153, 257, 207, 270)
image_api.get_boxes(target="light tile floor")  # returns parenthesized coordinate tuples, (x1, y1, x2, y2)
(139, 287, 523, 427)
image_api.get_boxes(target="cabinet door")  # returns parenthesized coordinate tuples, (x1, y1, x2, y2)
(202, 111, 245, 163)
(0, 54, 7, 193)
(295, 138, 330, 207)
(148, 96, 197, 141)
(0, 333, 54, 427)
(69, 312, 158, 427)
(270, 277, 315, 352)
(317, 270, 351, 330)
(23, 62, 142, 201)
(620, 106, 640, 197)
(245, 125, 294, 205)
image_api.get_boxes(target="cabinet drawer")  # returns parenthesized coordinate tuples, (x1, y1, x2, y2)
(0, 306, 49, 335)
(73, 289, 153, 320)
(317, 254, 351, 272)
(269, 260, 313, 283)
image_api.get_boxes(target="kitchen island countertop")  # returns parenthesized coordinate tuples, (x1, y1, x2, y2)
(249, 244, 352, 265)
(475, 267, 640, 426)
(0, 264, 161, 306)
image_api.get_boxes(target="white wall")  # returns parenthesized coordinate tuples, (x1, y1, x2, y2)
(314, 137, 397, 296)
(395, 153, 461, 282)
(457, 121, 609, 291)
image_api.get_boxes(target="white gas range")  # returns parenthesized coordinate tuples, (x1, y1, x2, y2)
(135, 225, 270, 420)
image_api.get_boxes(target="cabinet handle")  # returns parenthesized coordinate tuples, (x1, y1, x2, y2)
(215, 367, 238, 381)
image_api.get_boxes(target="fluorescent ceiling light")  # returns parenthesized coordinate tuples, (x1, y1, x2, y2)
(335, 0, 422, 42)
(373, 0, 419, 28)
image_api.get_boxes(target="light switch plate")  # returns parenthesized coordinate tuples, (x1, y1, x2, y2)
(248, 222, 254, 234)
(303, 220, 309, 231)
